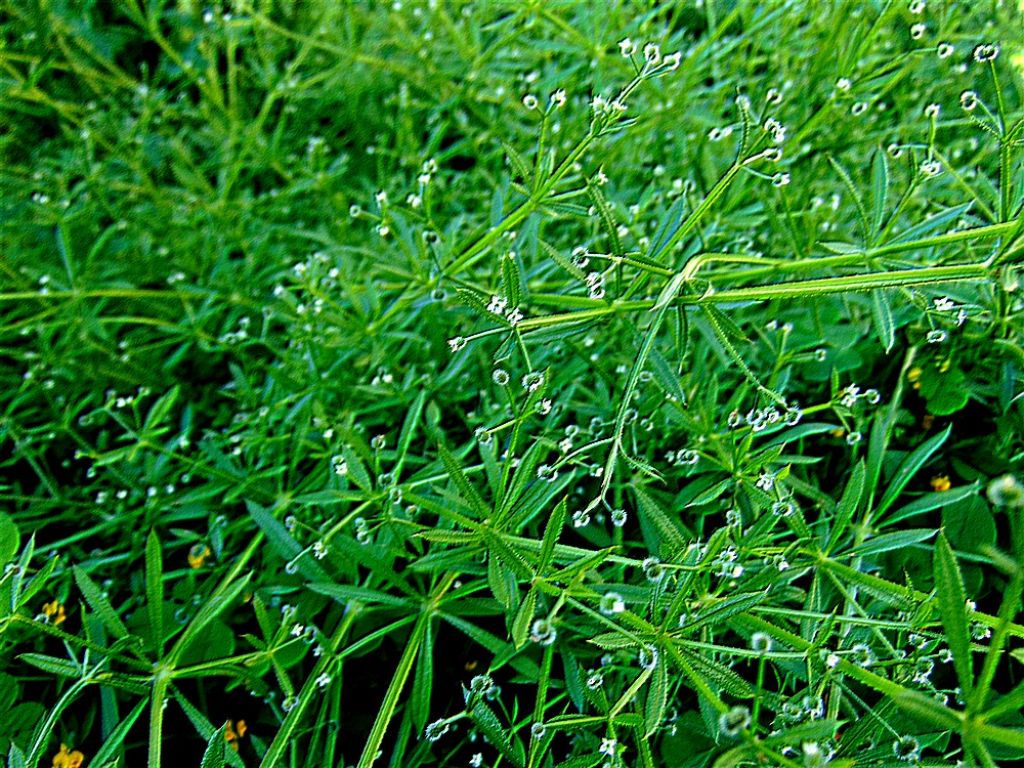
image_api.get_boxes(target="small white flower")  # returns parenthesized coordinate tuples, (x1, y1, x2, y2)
(764, 117, 786, 143)
(960, 90, 978, 111)
(315, 672, 332, 688)
(522, 371, 545, 392)
(375, 190, 388, 205)
(618, 37, 636, 57)
(487, 295, 508, 315)
(599, 737, 617, 757)
(937, 42, 954, 58)
(522, 93, 539, 110)
(530, 618, 557, 646)
(973, 43, 999, 63)
(425, 719, 449, 742)
(599, 592, 626, 615)
(448, 336, 467, 353)
(506, 307, 524, 326)
(550, 88, 567, 108)
(643, 42, 661, 64)
(920, 158, 942, 177)
(836, 77, 852, 92)
(910, 22, 926, 39)
(924, 103, 940, 118)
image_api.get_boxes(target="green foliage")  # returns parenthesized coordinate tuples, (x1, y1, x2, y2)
(2, 2, 1024, 767)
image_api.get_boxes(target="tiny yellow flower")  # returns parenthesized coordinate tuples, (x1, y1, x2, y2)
(52, 743, 85, 768)
(188, 543, 211, 569)
(907, 366, 922, 390)
(42, 599, 67, 626)
(829, 427, 846, 438)
(225, 719, 248, 751)
(930, 475, 952, 492)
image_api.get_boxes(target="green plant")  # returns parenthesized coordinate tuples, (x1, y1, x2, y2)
(2, 2, 1024, 767)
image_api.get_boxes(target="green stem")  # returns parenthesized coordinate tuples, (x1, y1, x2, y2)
(356, 573, 458, 768)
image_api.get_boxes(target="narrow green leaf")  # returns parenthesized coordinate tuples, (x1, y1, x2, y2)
(199, 723, 228, 768)
(848, 528, 936, 557)
(502, 252, 524, 307)
(870, 148, 889, 237)
(538, 499, 567, 575)
(634, 487, 687, 557)
(648, 195, 687, 260)
(357, 612, 430, 768)
(586, 181, 623, 257)
(870, 289, 895, 352)
(169, 574, 251, 665)
(502, 140, 533, 184)
(934, 531, 973, 698)
(393, 389, 427, 477)
(73, 566, 129, 640)
(892, 690, 962, 731)
(821, 559, 917, 609)
(143, 385, 180, 432)
(875, 425, 951, 518)
(511, 588, 537, 650)
(889, 202, 973, 244)
(437, 441, 491, 519)
(540, 239, 586, 281)
(18, 653, 80, 678)
(471, 700, 525, 768)
(487, 554, 514, 610)
(561, 649, 586, 712)
(90, 700, 148, 768)
(683, 590, 771, 634)
(828, 155, 870, 243)
(308, 583, 414, 608)
(827, 460, 865, 552)
(145, 530, 163, 655)
(410, 621, 433, 731)
(976, 721, 1024, 750)
(645, 658, 669, 736)
(0, 512, 19, 565)
(246, 502, 330, 582)
(884, 484, 977, 525)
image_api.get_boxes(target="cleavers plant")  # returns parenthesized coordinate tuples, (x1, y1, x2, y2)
(2, 2, 1024, 768)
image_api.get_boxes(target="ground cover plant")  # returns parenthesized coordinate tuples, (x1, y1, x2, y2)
(2, 1, 1024, 766)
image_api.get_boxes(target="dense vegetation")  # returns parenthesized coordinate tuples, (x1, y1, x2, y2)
(2, 2, 1024, 767)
